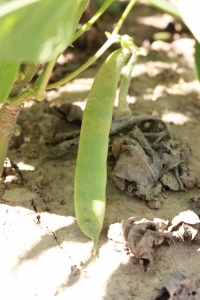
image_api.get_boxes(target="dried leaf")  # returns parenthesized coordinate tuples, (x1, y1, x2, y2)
(170, 210, 200, 227)
(122, 217, 136, 240)
(161, 152, 182, 176)
(160, 171, 180, 191)
(154, 273, 200, 300)
(112, 142, 161, 198)
(44, 103, 83, 122)
(122, 217, 171, 272)
(153, 218, 169, 231)
(168, 210, 200, 241)
(110, 114, 169, 135)
(145, 182, 163, 202)
(49, 130, 80, 146)
(44, 137, 79, 160)
(111, 116, 189, 205)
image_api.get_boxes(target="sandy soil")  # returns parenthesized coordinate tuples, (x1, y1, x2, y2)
(1, 2, 200, 300)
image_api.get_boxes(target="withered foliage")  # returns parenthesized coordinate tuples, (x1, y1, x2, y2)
(111, 115, 196, 208)
(108, 211, 200, 272)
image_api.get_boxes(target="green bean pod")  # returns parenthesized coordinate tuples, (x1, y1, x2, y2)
(118, 52, 137, 114)
(74, 48, 130, 253)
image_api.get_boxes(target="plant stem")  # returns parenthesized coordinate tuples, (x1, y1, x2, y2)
(9, 63, 39, 98)
(71, 0, 115, 43)
(1, 63, 40, 177)
(47, 0, 137, 90)
(6, 89, 34, 106)
(113, 0, 137, 35)
(6, 63, 40, 105)
(46, 38, 115, 90)
(6, 57, 57, 105)
(30, 56, 58, 100)
(0, 104, 21, 177)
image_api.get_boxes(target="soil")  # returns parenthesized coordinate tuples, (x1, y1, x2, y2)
(1, 2, 200, 300)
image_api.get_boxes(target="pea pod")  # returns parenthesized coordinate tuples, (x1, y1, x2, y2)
(74, 48, 130, 253)
(118, 51, 138, 114)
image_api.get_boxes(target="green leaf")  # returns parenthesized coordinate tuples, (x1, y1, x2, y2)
(74, 0, 89, 28)
(195, 40, 200, 81)
(147, 0, 181, 21)
(0, 61, 19, 104)
(178, 0, 200, 42)
(0, 0, 88, 63)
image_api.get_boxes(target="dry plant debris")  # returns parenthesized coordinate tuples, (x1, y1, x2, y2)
(40, 111, 198, 209)
(43, 103, 83, 123)
(43, 136, 79, 160)
(41, 111, 197, 208)
(168, 210, 200, 242)
(154, 271, 200, 300)
(121, 217, 171, 272)
(107, 210, 200, 272)
(110, 114, 197, 208)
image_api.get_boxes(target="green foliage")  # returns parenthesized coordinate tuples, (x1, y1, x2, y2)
(177, 0, 200, 81)
(0, 61, 19, 104)
(178, 0, 200, 43)
(0, 0, 88, 63)
(148, 0, 200, 45)
(147, 0, 200, 81)
(195, 40, 200, 81)
(146, 0, 181, 20)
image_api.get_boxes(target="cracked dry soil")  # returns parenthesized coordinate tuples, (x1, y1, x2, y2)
(1, 3, 200, 300)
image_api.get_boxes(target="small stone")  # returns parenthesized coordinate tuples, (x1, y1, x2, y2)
(148, 201, 161, 209)
(180, 173, 196, 189)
